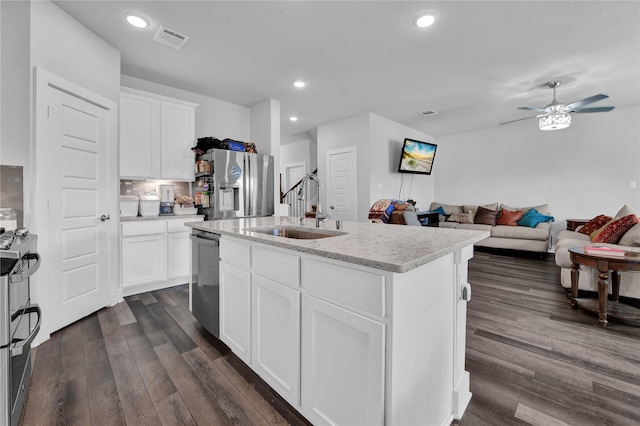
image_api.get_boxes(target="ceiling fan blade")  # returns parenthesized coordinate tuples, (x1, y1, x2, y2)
(518, 106, 547, 113)
(561, 93, 609, 112)
(499, 115, 541, 126)
(572, 106, 615, 113)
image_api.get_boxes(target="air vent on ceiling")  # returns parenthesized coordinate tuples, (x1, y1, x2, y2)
(418, 110, 438, 117)
(153, 26, 190, 50)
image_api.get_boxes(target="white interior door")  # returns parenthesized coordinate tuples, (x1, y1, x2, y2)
(284, 162, 307, 191)
(327, 147, 357, 221)
(35, 69, 116, 339)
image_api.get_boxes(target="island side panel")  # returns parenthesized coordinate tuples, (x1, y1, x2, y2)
(453, 244, 474, 418)
(387, 250, 465, 426)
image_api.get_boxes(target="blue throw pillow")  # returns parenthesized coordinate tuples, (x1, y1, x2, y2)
(428, 206, 446, 216)
(517, 208, 554, 228)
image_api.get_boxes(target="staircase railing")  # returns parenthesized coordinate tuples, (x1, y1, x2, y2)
(280, 169, 317, 217)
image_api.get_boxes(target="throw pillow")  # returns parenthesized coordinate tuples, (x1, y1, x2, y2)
(474, 206, 499, 226)
(496, 208, 524, 226)
(446, 212, 474, 224)
(591, 214, 639, 243)
(615, 204, 640, 219)
(578, 214, 612, 235)
(501, 204, 550, 215)
(619, 223, 640, 246)
(517, 208, 555, 228)
(428, 206, 446, 216)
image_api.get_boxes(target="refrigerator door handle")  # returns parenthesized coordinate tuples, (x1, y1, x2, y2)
(244, 154, 251, 216)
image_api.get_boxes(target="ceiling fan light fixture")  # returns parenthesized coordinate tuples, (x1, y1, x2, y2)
(539, 112, 571, 131)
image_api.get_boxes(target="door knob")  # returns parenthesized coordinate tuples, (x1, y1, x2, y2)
(100, 214, 110, 222)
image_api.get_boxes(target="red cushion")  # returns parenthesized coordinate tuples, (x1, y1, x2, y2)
(591, 214, 639, 243)
(496, 208, 524, 226)
(578, 214, 612, 235)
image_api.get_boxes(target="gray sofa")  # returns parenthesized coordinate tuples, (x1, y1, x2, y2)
(554, 204, 640, 299)
(429, 202, 552, 254)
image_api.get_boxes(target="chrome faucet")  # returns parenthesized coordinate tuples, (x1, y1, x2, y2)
(297, 173, 330, 228)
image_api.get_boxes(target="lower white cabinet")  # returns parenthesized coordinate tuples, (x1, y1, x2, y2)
(301, 294, 385, 426)
(121, 217, 203, 295)
(252, 274, 301, 406)
(168, 231, 190, 278)
(220, 261, 252, 365)
(122, 233, 167, 287)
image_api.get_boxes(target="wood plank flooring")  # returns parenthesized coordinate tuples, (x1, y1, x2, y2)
(457, 250, 640, 425)
(20, 251, 640, 425)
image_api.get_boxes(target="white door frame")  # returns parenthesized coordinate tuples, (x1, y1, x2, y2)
(283, 161, 307, 191)
(33, 67, 119, 344)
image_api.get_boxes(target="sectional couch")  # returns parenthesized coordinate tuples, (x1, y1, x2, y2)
(429, 202, 553, 254)
(554, 204, 640, 299)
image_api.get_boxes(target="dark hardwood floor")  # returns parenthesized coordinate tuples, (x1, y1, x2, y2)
(20, 251, 640, 425)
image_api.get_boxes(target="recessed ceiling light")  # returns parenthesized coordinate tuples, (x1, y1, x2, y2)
(124, 13, 149, 29)
(289, 116, 298, 122)
(293, 80, 307, 88)
(415, 12, 438, 28)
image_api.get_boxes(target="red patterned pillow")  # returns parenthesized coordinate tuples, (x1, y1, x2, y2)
(591, 214, 639, 243)
(579, 214, 612, 235)
(496, 208, 524, 226)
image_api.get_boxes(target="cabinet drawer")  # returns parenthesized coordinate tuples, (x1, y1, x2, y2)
(167, 217, 203, 233)
(220, 237, 250, 270)
(302, 258, 385, 317)
(252, 245, 300, 288)
(122, 220, 166, 236)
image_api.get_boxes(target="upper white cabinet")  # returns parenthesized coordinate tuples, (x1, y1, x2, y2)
(120, 87, 197, 180)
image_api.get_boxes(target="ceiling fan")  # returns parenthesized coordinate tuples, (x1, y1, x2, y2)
(500, 81, 615, 131)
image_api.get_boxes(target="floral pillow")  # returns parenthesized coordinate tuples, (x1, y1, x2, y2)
(446, 212, 474, 224)
(578, 214, 612, 235)
(496, 208, 524, 226)
(591, 214, 639, 243)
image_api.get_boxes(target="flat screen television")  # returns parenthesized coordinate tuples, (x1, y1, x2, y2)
(397, 138, 437, 175)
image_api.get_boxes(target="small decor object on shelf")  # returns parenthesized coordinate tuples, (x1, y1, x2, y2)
(584, 246, 626, 257)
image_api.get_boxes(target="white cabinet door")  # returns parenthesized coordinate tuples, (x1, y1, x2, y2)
(168, 231, 190, 279)
(160, 100, 195, 180)
(119, 91, 159, 178)
(301, 295, 385, 426)
(252, 274, 301, 407)
(220, 261, 252, 364)
(122, 233, 167, 287)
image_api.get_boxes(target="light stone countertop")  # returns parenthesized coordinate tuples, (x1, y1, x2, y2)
(121, 214, 204, 222)
(186, 217, 489, 273)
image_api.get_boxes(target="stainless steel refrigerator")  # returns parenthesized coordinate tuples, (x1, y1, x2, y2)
(193, 149, 274, 220)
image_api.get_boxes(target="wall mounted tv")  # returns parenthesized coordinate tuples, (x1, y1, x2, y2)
(397, 138, 437, 175)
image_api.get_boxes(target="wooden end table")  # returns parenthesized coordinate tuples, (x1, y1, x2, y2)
(566, 219, 589, 231)
(568, 247, 640, 325)
(416, 211, 440, 227)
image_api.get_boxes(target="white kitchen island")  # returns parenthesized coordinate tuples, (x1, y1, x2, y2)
(186, 217, 488, 426)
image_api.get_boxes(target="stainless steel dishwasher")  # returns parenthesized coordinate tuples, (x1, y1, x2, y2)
(190, 229, 220, 338)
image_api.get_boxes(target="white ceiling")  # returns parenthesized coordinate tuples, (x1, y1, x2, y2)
(53, 1, 640, 142)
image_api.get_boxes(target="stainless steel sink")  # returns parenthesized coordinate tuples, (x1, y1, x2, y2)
(245, 226, 347, 240)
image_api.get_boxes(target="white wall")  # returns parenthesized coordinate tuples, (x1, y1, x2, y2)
(369, 113, 436, 212)
(435, 105, 640, 235)
(121, 74, 251, 142)
(31, 0, 121, 103)
(318, 112, 435, 221)
(1, 1, 31, 213)
(251, 99, 281, 214)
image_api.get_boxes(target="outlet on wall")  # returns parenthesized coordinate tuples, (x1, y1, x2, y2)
(630, 180, 637, 189)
